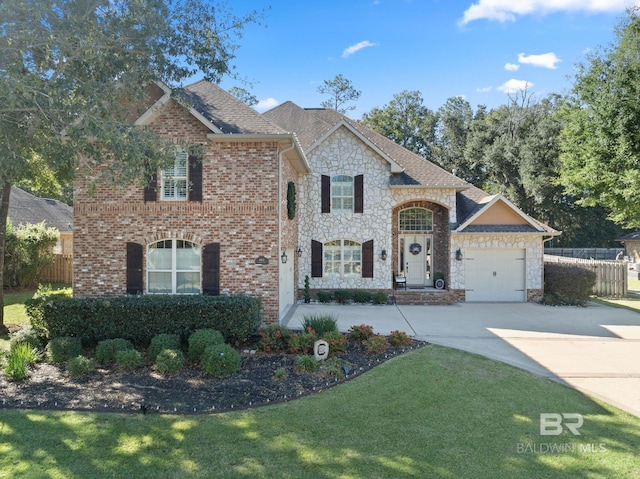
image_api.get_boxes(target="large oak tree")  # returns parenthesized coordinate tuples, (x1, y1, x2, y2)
(0, 0, 260, 330)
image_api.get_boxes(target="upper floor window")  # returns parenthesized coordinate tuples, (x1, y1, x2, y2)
(161, 148, 188, 201)
(331, 175, 354, 212)
(399, 208, 433, 231)
(147, 239, 201, 294)
(324, 239, 361, 277)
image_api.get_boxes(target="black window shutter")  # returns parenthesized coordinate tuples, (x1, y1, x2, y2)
(355, 174, 364, 213)
(188, 155, 202, 202)
(311, 240, 323, 278)
(144, 171, 157, 202)
(126, 242, 143, 294)
(202, 242, 220, 295)
(321, 175, 331, 213)
(362, 239, 374, 278)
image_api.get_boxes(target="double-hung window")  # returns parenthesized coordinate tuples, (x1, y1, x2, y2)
(324, 240, 361, 277)
(161, 148, 188, 201)
(147, 240, 201, 294)
(331, 175, 354, 212)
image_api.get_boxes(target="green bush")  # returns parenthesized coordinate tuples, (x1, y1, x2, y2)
(319, 357, 350, 378)
(66, 355, 94, 378)
(200, 343, 241, 377)
(348, 324, 375, 342)
(352, 291, 372, 304)
(154, 349, 185, 375)
(372, 292, 388, 305)
(366, 334, 389, 354)
(290, 330, 316, 355)
(34, 294, 260, 347)
(9, 327, 45, 352)
(301, 314, 337, 338)
(46, 336, 82, 363)
(257, 324, 292, 352)
(188, 329, 224, 360)
(544, 263, 597, 306)
(148, 334, 181, 362)
(3, 343, 37, 381)
(294, 355, 318, 373)
(115, 349, 144, 371)
(321, 330, 346, 356)
(95, 338, 134, 364)
(317, 291, 333, 303)
(388, 330, 412, 347)
(25, 284, 72, 340)
(334, 290, 352, 304)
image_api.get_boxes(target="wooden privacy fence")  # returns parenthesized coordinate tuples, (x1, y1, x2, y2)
(544, 254, 627, 298)
(41, 254, 72, 284)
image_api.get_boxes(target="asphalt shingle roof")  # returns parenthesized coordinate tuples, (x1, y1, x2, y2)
(8, 186, 73, 232)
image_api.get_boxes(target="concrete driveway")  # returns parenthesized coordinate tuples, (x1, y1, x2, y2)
(283, 302, 640, 418)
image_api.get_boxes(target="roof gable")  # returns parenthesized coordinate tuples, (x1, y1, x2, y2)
(456, 194, 549, 233)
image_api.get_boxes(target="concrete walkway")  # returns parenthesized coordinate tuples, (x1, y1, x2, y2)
(283, 302, 640, 418)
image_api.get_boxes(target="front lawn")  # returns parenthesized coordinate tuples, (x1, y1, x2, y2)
(1, 345, 638, 479)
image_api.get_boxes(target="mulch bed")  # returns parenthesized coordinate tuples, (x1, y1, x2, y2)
(1, 340, 428, 415)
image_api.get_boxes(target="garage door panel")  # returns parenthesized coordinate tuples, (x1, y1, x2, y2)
(466, 249, 526, 302)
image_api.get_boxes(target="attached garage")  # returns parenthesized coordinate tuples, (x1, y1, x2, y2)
(465, 248, 526, 302)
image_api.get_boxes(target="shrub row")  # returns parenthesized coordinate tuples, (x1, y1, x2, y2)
(29, 294, 261, 347)
(544, 263, 596, 306)
(316, 290, 388, 304)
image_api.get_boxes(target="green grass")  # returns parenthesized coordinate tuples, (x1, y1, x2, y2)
(1, 345, 638, 479)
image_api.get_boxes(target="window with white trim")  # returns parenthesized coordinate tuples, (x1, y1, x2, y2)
(324, 240, 361, 277)
(399, 208, 433, 231)
(147, 239, 201, 294)
(161, 148, 188, 201)
(331, 175, 354, 212)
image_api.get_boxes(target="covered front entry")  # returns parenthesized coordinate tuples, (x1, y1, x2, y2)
(465, 248, 526, 301)
(399, 234, 433, 287)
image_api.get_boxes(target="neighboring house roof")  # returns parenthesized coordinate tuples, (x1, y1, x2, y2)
(617, 232, 640, 241)
(8, 186, 73, 233)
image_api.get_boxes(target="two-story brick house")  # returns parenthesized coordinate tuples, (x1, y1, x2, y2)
(73, 80, 559, 323)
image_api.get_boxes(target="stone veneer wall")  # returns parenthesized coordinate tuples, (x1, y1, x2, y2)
(73, 98, 297, 323)
(449, 233, 545, 300)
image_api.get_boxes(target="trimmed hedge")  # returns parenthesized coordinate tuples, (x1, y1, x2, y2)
(38, 295, 261, 347)
(544, 263, 596, 306)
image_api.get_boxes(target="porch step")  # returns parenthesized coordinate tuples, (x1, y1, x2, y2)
(391, 288, 456, 305)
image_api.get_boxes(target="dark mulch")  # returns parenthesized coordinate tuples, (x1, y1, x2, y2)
(1, 340, 427, 415)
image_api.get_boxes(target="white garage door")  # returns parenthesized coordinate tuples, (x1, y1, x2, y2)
(465, 248, 526, 302)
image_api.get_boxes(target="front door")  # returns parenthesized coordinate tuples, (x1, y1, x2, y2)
(399, 235, 432, 287)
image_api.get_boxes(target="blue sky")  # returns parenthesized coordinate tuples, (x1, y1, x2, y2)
(214, 0, 638, 118)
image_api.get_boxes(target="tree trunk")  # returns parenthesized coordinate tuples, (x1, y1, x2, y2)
(0, 181, 12, 333)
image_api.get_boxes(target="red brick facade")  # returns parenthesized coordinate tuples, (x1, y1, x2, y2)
(73, 99, 300, 323)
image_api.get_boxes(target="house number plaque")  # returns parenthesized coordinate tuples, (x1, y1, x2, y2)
(255, 256, 269, 265)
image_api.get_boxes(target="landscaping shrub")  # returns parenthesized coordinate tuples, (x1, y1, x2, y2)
(115, 349, 144, 371)
(365, 334, 389, 354)
(272, 367, 287, 381)
(46, 336, 82, 363)
(188, 329, 224, 360)
(257, 324, 292, 352)
(317, 291, 333, 303)
(294, 355, 318, 373)
(3, 343, 37, 381)
(290, 329, 316, 354)
(372, 292, 388, 305)
(319, 357, 350, 378)
(348, 324, 375, 342)
(154, 349, 185, 375)
(321, 330, 346, 356)
(334, 290, 352, 304)
(9, 327, 45, 352)
(352, 291, 372, 304)
(25, 283, 72, 340)
(66, 355, 94, 378)
(148, 334, 181, 362)
(95, 338, 134, 365)
(200, 343, 241, 377)
(388, 330, 412, 347)
(544, 263, 597, 306)
(33, 294, 261, 347)
(301, 314, 337, 338)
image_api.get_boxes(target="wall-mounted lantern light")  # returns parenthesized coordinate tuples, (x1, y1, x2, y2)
(297, 247, 302, 258)
(380, 249, 388, 261)
(281, 250, 288, 264)
(455, 248, 463, 261)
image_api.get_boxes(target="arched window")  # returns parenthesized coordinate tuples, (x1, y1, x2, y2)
(147, 239, 201, 294)
(331, 175, 354, 212)
(399, 208, 433, 231)
(324, 240, 361, 277)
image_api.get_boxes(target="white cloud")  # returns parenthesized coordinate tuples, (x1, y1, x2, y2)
(254, 97, 279, 112)
(342, 40, 378, 58)
(476, 86, 493, 92)
(518, 52, 561, 69)
(498, 79, 533, 94)
(459, 0, 637, 25)
(505, 63, 520, 71)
